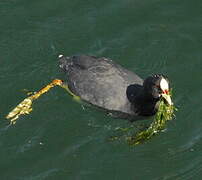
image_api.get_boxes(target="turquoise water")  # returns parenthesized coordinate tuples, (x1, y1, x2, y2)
(1, 0, 202, 179)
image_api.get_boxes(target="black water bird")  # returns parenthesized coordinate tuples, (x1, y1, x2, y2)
(59, 55, 172, 120)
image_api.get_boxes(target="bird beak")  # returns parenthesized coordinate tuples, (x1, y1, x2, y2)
(161, 93, 173, 106)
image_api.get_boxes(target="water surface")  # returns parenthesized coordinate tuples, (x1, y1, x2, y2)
(1, 0, 202, 179)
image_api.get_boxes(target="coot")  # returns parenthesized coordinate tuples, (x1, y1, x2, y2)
(59, 55, 172, 120)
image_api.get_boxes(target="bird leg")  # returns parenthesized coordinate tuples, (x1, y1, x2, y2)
(6, 79, 63, 125)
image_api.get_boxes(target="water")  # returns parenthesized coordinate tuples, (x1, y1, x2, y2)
(1, 0, 202, 179)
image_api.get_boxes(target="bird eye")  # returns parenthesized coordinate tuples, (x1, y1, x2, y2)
(154, 85, 162, 93)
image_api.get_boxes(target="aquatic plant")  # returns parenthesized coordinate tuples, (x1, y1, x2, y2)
(127, 99, 177, 145)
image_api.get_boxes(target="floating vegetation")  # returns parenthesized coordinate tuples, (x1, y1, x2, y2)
(127, 99, 177, 145)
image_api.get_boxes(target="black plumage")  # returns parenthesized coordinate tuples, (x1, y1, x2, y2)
(59, 55, 170, 120)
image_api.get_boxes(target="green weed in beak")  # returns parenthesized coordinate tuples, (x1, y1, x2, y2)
(128, 96, 177, 145)
(162, 93, 173, 106)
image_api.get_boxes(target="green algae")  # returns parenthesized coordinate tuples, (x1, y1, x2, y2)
(127, 99, 177, 145)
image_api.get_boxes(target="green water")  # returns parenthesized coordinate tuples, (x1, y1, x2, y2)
(1, 0, 202, 179)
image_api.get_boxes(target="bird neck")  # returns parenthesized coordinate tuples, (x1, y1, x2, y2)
(133, 91, 159, 116)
